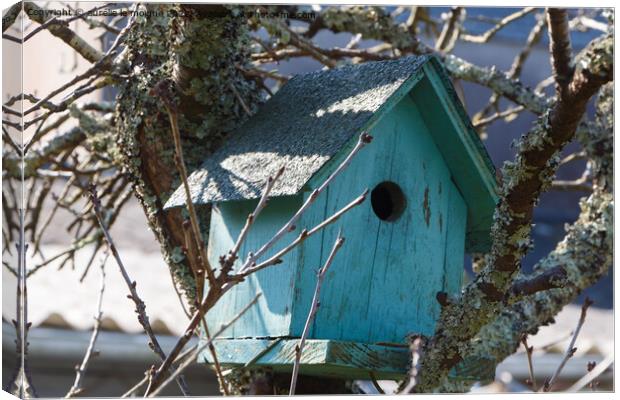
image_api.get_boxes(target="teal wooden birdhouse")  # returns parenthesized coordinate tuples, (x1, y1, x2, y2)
(165, 55, 498, 381)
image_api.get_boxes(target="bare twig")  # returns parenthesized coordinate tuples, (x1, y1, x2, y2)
(473, 106, 525, 129)
(435, 7, 463, 52)
(23, 3, 113, 43)
(521, 335, 536, 389)
(153, 79, 216, 288)
(240, 191, 367, 277)
(559, 151, 587, 166)
(542, 298, 593, 391)
(22, 2, 103, 63)
(121, 344, 199, 398)
(473, 13, 545, 125)
(240, 132, 372, 272)
(220, 166, 285, 276)
(567, 354, 614, 392)
(551, 179, 592, 192)
(461, 7, 536, 43)
(88, 186, 191, 396)
(263, 18, 337, 68)
(368, 372, 386, 394)
(398, 336, 425, 393)
(143, 130, 372, 396)
(147, 293, 262, 397)
(290, 234, 345, 395)
(66, 251, 109, 398)
(239, 65, 290, 83)
(8, 210, 38, 397)
(229, 82, 253, 117)
(569, 15, 609, 33)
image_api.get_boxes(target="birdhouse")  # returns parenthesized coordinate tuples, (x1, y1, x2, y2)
(164, 55, 498, 381)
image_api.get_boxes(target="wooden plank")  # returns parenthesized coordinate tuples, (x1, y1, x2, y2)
(206, 196, 302, 338)
(200, 338, 494, 382)
(199, 338, 410, 380)
(292, 96, 462, 344)
(442, 182, 467, 295)
(410, 64, 498, 252)
(295, 115, 388, 343)
(364, 97, 457, 341)
(289, 188, 329, 336)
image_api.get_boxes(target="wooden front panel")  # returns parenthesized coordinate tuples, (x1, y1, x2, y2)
(292, 96, 467, 343)
(206, 196, 303, 338)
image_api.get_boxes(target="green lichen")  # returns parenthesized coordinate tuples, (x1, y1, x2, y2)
(114, 4, 261, 302)
(451, 190, 613, 393)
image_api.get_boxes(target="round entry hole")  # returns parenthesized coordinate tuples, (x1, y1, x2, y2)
(371, 181, 406, 222)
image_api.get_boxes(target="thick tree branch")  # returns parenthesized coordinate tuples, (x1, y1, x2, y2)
(547, 9, 574, 96)
(412, 32, 612, 393)
(435, 188, 612, 393)
(505, 265, 567, 301)
(3, 127, 86, 178)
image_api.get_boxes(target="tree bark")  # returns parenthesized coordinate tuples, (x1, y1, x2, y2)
(114, 4, 260, 302)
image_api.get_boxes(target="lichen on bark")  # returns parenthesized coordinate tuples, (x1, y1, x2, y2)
(114, 4, 260, 303)
(412, 31, 613, 392)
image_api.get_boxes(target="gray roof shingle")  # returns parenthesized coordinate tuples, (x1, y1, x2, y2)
(165, 55, 466, 208)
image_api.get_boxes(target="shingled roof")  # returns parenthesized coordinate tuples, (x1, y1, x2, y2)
(165, 55, 493, 209)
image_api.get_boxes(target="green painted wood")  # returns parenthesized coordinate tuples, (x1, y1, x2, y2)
(201, 59, 495, 380)
(413, 63, 498, 252)
(303, 58, 498, 253)
(200, 338, 410, 380)
(441, 183, 467, 295)
(206, 196, 303, 338)
(199, 338, 496, 382)
(291, 95, 467, 344)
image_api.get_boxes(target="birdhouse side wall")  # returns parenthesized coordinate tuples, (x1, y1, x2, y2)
(206, 195, 304, 338)
(290, 95, 468, 344)
(413, 66, 498, 252)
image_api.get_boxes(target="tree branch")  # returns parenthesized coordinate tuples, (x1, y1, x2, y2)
(23, 2, 103, 63)
(435, 7, 462, 52)
(547, 8, 574, 96)
(542, 297, 593, 391)
(152, 79, 216, 290)
(412, 31, 613, 393)
(461, 7, 536, 43)
(65, 252, 108, 398)
(505, 265, 567, 302)
(434, 189, 612, 393)
(146, 293, 262, 397)
(4, 127, 86, 179)
(88, 186, 191, 396)
(292, 5, 549, 114)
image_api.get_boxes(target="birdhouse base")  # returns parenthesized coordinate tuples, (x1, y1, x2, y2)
(199, 338, 409, 380)
(198, 338, 496, 382)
